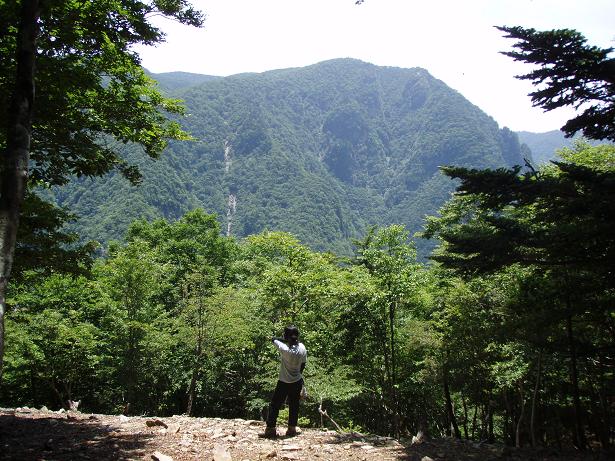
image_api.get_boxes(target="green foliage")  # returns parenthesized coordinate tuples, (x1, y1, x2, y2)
(12, 190, 96, 282)
(0, 0, 204, 186)
(498, 26, 615, 142)
(424, 143, 615, 446)
(3, 273, 116, 410)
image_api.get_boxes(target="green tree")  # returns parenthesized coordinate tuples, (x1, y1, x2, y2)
(423, 143, 615, 447)
(12, 190, 96, 282)
(353, 225, 421, 436)
(0, 0, 204, 382)
(95, 239, 174, 414)
(497, 26, 615, 141)
(3, 272, 116, 410)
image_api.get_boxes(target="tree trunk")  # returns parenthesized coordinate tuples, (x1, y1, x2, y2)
(515, 380, 525, 447)
(186, 345, 202, 416)
(443, 360, 461, 438)
(389, 297, 399, 437)
(530, 349, 543, 447)
(487, 398, 495, 443)
(503, 389, 514, 445)
(0, 0, 40, 385)
(597, 358, 611, 448)
(471, 405, 478, 439)
(461, 394, 469, 439)
(566, 314, 586, 449)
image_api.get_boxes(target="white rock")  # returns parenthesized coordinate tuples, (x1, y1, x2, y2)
(167, 424, 180, 434)
(281, 444, 301, 451)
(213, 445, 232, 461)
(151, 451, 173, 461)
(119, 415, 130, 423)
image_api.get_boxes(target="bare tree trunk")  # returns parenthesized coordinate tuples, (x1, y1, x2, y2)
(443, 359, 461, 438)
(389, 298, 399, 437)
(566, 314, 586, 449)
(185, 345, 202, 416)
(530, 349, 543, 447)
(503, 389, 513, 445)
(462, 394, 469, 439)
(488, 402, 494, 443)
(471, 405, 478, 439)
(515, 380, 525, 448)
(0, 0, 40, 385)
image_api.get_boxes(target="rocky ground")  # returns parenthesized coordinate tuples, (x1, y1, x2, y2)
(0, 407, 612, 461)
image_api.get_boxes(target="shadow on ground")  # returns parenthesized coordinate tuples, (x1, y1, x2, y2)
(0, 411, 153, 460)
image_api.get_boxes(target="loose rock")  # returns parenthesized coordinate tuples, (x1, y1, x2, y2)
(151, 451, 174, 461)
(146, 418, 169, 428)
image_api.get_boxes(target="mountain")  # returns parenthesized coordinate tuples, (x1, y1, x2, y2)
(144, 70, 221, 91)
(52, 59, 527, 256)
(517, 130, 575, 164)
(517, 130, 608, 165)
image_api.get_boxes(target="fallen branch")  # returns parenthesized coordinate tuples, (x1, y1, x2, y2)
(318, 396, 342, 432)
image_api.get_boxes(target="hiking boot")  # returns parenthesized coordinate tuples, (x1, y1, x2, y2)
(286, 426, 301, 437)
(263, 426, 277, 438)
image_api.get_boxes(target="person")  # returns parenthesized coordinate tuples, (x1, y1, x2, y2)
(264, 325, 307, 437)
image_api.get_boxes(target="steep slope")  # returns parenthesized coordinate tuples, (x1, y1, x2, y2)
(53, 59, 526, 255)
(517, 130, 574, 164)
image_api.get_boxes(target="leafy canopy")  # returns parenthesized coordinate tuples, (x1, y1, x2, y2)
(0, 0, 204, 186)
(498, 26, 615, 141)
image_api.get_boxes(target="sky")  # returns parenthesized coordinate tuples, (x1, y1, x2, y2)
(135, 0, 615, 133)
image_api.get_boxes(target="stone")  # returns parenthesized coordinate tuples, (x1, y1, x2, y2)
(119, 415, 130, 423)
(281, 444, 301, 451)
(213, 445, 232, 461)
(179, 435, 193, 447)
(68, 399, 81, 411)
(40, 406, 49, 412)
(146, 419, 168, 428)
(151, 451, 174, 461)
(265, 450, 277, 458)
(421, 457, 434, 461)
(167, 424, 181, 434)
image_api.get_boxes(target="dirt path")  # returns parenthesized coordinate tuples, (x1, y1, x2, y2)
(0, 408, 611, 461)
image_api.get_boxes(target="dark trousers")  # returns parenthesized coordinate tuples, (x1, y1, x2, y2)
(266, 379, 303, 428)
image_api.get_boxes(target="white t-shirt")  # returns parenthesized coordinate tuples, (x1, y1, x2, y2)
(273, 340, 307, 383)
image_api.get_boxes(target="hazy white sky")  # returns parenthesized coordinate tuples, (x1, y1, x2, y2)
(135, 0, 615, 133)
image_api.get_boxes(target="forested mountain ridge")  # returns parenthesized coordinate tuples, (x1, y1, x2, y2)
(52, 58, 527, 254)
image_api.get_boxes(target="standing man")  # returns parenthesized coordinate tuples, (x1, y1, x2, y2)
(264, 325, 307, 437)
